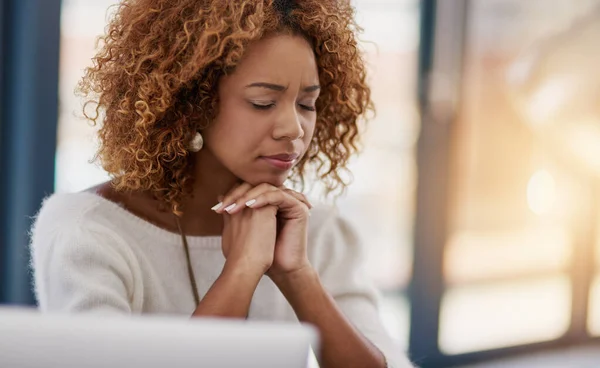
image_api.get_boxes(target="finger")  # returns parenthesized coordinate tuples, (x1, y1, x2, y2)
(246, 190, 309, 218)
(211, 182, 240, 211)
(213, 182, 253, 214)
(283, 189, 313, 209)
(225, 183, 278, 215)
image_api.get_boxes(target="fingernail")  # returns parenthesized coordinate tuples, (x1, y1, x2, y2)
(224, 203, 237, 213)
(245, 199, 256, 207)
(211, 202, 223, 211)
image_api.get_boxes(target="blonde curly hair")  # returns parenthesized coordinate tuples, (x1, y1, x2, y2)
(78, 0, 373, 212)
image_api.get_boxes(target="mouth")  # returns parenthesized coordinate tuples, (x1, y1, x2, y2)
(260, 153, 300, 171)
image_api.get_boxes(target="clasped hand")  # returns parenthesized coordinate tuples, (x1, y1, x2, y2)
(213, 183, 312, 278)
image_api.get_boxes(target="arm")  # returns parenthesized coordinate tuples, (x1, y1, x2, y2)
(215, 185, 413, 366)
(272, 267, 387, 368)
(196, 185, 280, 318)
(273, 208, 414, 368)
(191, 261, 262, 318)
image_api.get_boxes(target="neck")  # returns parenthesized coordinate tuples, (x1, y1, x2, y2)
(178, 149, 239, 235)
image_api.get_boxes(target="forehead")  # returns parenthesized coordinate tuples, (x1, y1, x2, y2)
(227, 34, 319, 85)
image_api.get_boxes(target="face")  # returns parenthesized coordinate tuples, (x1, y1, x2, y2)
(201, 34, 320, 187)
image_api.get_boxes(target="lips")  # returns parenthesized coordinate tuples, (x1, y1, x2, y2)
(260, 152, 300, 170)
(262, 153, 300, 161)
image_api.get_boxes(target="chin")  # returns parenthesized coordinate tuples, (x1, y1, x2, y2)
(241, 172, 288, 188)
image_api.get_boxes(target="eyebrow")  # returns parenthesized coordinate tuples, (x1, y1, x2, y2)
(245, 82, 321, 93)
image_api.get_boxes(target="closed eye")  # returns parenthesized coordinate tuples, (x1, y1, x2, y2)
(299, 104, 316, 112)
(251, 102, 275, 110)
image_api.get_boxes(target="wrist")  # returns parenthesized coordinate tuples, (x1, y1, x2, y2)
(223, 258, 267, 281)
(269, 265, 318, 292)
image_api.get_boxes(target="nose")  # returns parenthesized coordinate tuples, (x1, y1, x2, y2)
(272, 104, 304, 141)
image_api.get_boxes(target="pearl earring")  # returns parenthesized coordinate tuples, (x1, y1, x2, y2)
(188, 132, 203, 152)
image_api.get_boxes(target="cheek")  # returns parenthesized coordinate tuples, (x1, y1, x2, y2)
(303, 119, 317, 141)
(212, 120, 256, 148)
(208, 108, 266, 154)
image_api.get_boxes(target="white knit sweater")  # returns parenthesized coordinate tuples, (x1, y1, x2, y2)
(30, 192, 412, 367)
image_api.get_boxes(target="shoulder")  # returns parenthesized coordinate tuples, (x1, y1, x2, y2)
(32, 192, 114, 235)
(30, 192, 141, 277)
(30, 192, 131, 253)
(306, 203, 338, 235)
(307, 203, 363, 272)
(307, 202, 359, 245)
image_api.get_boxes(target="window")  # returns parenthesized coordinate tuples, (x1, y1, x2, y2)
(336, 0, 420, 348)
(56, 0, 114, 192)
(438, 0, 600, 356)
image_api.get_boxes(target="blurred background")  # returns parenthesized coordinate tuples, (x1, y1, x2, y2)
(1, 0, 600, 367)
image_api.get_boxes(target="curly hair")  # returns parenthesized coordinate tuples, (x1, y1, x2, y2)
(78, 0, 373, 213)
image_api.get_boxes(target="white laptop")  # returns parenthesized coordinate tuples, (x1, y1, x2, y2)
(0, 307, 319, 368)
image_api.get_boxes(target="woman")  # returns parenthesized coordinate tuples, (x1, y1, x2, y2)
(30, 1, 413, 367)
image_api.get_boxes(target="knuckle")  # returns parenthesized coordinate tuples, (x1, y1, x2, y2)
(263, 189, 277, 198)
(257, 183, 273, 190)
(286, 188, 304, 199)
(231, 183, 250, 194)
(299, 204, 310, 217)
(284, 190, 299, 201)
(223, 195, 237, 204)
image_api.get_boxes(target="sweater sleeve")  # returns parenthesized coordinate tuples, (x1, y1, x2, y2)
(30, 200, 142, 314)
(312, 208, 415, 368)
